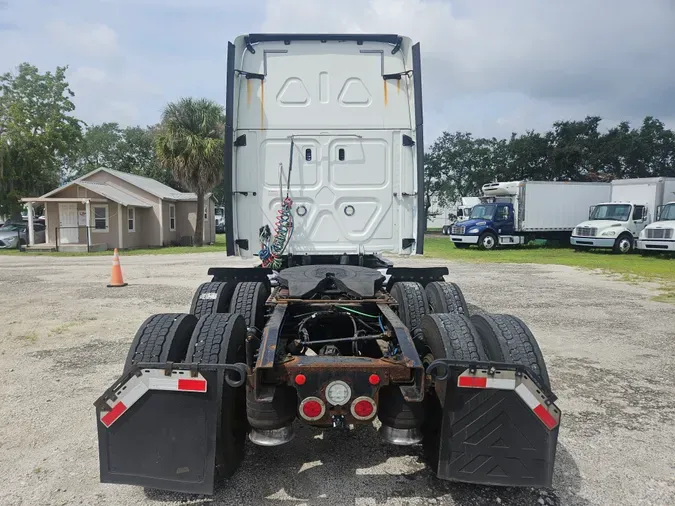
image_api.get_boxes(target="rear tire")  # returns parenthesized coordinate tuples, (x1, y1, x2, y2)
(229, 282, 269, 331)
(425, 281, 469, 315)
(190, 282, 236, 320)
(478, 232, 498, 250)
(390, 282, 429, 342)
(470, 313, 550, 388)
(123, 313, 197, 375)
(419, 313, 487, 473)
(186, 314, 248, 479)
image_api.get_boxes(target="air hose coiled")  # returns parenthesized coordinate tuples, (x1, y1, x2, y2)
(260, 197, 293, 269)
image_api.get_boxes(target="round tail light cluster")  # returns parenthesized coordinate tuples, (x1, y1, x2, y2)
(299, 396, 325, 421)
(350, 396, 377, 420)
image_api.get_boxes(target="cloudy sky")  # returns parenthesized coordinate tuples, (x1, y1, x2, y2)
(1, 0, 674, 141)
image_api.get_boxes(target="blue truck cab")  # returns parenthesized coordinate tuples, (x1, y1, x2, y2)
(450, 202, 515, 250)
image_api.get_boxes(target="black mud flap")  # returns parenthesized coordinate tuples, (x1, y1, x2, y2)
(95, 364, 245, 495)
(428, 360, 560, 488)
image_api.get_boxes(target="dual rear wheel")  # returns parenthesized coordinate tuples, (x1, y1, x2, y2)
(123, 280, 270, 482)
(389, 280, 550, 473)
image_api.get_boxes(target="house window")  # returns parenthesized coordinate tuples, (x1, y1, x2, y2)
(169, 204, 176, 231)
(93, 205, 109, 232)
(128, 207, 135, 232)
(204, 206, 208, 220)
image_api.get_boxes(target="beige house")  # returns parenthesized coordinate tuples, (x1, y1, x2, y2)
(22, 168, 216, 252)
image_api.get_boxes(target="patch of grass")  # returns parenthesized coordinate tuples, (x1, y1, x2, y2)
(49, 322, 78, 336)
(424, 237, 675, 283)
(0, 234, 227, 257)
(652, 288, 675, 304)
(19, 331, 39, 343)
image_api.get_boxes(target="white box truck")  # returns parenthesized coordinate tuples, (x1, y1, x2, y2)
(571, 177, 675, 253)
(450, 180, 611, 249)
(637, 198, 675, 254)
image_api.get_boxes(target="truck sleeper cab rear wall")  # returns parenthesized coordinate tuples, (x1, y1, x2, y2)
(225, 34, 425, 259)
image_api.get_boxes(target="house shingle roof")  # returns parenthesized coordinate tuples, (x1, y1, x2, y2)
(77, 181, 153, 208)
(105, 169, 200, 201)
(38, 168, 212, 203)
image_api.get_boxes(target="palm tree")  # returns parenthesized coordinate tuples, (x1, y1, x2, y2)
(155, 98, 224, 246)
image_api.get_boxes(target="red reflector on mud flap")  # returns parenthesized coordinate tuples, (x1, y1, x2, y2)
(101, 401, 127, 428)
(533, 404, 558, 430)
(458, 376, 487, 388)
(177, 378, 207, 392)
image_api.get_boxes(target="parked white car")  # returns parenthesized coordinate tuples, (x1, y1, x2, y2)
(0, 221, 46, 248)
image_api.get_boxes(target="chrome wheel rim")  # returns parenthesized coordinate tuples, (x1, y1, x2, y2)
(618, 238, 632, 253)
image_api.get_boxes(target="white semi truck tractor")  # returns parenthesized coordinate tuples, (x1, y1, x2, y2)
(571, 177, 675, 254)
(94, 34, 560, 496)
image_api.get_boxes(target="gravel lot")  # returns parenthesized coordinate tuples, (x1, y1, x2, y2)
(1, 252, 674, 506)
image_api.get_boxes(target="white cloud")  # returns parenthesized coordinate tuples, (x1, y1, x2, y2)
(259, 0, 675, 138)
(70, 66, 108, 83)
(47, 20, 119, 56)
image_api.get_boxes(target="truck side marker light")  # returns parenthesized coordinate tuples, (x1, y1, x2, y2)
(457, 369, 559, 430)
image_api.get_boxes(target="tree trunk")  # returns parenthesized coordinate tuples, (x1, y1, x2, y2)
(195, 192, 205, 247)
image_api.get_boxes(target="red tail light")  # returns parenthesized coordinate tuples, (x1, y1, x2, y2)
(299, 397, 325, 421)
(350, 396, 376, 420)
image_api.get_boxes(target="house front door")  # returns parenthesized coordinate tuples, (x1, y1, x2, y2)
(59, 203, 79, 243)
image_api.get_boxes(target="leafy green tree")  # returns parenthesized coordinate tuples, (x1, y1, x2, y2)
(72, 123, 179, 187)
(71, 122, 123, 178)
(155, 98, 224, 246)
(0, 63, 82, 216)
(424, 115, 675, 205)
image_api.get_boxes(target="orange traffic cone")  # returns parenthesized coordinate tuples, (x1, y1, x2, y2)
(107, 248, 128, 287)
